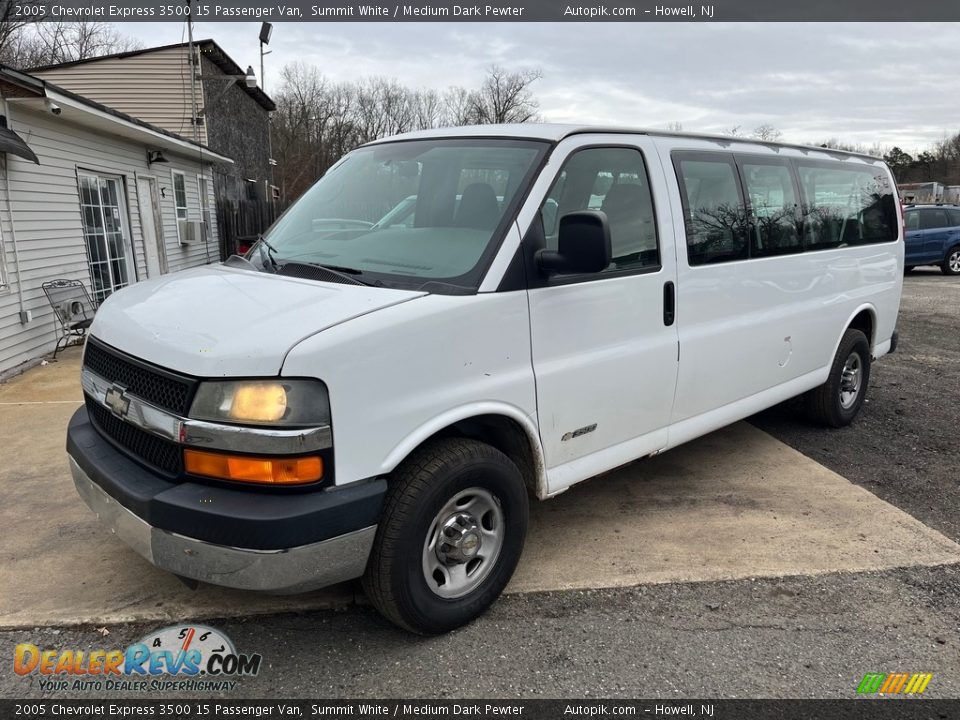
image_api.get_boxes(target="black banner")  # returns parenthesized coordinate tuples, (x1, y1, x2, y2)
(2, 700, 959, 720)
(3, 0, 960, 22)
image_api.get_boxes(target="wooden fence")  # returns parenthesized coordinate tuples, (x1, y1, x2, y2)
(215, 199, 290, 260)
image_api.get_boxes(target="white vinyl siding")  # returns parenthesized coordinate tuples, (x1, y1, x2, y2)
(32, 47, 208, 145)
(0, 192, 7, 289)
(0, 105, 219, 375)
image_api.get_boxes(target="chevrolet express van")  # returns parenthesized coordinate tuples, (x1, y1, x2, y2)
(67, 125, 903, 633)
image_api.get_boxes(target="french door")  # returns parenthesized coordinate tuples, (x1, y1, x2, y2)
(78, 172, 135, 304)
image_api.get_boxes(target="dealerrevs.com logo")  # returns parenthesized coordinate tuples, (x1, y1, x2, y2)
(14, 624, 261, 693)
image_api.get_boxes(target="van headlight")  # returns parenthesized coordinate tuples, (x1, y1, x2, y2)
(189, 379, 331, 426)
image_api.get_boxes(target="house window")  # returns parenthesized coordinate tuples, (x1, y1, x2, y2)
(172, 171, 188, 220)
(197, 175, 211, 243)
(78, 172, 133, 304)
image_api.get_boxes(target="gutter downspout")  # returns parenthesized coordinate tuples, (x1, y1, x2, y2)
(1, 98, 26, 323)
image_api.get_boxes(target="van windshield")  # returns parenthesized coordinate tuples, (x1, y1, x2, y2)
(258, 138, 548, 289)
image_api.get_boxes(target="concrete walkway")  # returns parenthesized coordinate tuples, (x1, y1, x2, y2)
(3, 348, 960, 628)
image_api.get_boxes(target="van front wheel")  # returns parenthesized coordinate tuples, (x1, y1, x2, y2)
(806, 328, 871, 427)
(362, 438, 529, 634)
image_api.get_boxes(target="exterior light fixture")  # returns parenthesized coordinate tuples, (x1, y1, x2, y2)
(259, 23, 273, 45)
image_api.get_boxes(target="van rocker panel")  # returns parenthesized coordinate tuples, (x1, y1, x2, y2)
(66, 406, 386, 552)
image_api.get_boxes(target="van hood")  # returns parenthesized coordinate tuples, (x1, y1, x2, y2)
(89, 265, 425, 377)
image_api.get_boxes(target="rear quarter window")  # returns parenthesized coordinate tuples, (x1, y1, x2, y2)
(796, 163, 897, 248)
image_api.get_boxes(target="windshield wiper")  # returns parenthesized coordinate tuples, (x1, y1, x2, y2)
(279, 260, 383, 287)
(256, 235, 280, 273)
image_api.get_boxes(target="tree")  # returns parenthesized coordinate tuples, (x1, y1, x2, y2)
(752, 124, 782, 142)
(933, 131, 960, 161)
(0, 21, 142, 68)
(271, 62, 545, 201)
(465, 65, 542, 125)
(0, 0, 43, 65)
(665, 121, 684, 132)
(883, 146, 913, 169)
(725, 125, 744, 138)
(441, 86, 473, 126)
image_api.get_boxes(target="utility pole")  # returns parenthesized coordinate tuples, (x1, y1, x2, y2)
(259, 23, 274, 194)
(187, 0, 199, 144)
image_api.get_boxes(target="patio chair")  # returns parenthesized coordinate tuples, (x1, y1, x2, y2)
(41, 279, 96, 360)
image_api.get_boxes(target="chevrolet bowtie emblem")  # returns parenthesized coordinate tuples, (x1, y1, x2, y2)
(104, 384, 130, 418)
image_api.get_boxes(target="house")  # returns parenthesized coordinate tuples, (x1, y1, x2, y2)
(29, 40, 276, 205)
(0, 63, 233, 377)
(898, 181, 945, 204)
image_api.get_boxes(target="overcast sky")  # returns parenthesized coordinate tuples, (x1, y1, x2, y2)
(117, 22, 958, 153)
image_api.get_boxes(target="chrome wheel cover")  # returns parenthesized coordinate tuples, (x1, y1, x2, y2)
(422, 487, 505, 599)
(839, 352, 863, 410)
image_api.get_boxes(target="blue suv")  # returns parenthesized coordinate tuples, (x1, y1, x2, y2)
(904, 204, 960, 275)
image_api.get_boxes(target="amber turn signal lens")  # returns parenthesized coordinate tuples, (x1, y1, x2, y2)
(184, 449, 323, 485)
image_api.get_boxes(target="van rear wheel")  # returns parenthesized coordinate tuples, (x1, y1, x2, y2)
(942, 246, 960, 276)
(806, 328, 871, 428)
(362, 437, 529, 634)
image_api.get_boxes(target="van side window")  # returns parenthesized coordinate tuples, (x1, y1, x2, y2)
(920, 208, 949, 230)
(796, 163, 897, 248)
(674, 154, 749, 265)
(741, 162, 801, 257)
(540, 147, 659, 273)
(905, 210, 920, 231)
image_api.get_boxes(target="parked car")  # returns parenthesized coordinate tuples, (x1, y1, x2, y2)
(67, 125, 903, 634)
(903, 204, 960, 275)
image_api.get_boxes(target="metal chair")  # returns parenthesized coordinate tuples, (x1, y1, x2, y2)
(41, 279, 96, 359)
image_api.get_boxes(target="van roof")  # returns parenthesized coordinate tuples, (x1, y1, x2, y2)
(366, 123, 885, 163)
(903, 203, 960, 209)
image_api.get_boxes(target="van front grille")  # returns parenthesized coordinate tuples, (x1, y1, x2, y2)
(83, 339, 196, 416)
(85, 395, 183, 477)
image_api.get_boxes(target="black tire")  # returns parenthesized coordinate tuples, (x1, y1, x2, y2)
(941, 246, 960, 276)
(904, 265, 915, 274)
(806, 328, 871, 428)
(362, 437, 529, 634)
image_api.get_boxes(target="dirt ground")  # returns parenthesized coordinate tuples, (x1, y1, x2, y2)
(752, 269, 960, 543)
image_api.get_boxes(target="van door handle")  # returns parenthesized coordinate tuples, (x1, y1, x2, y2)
(663, 281, 675, 326)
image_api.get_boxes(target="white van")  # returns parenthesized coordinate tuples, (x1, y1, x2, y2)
(68, 125, 903, 633)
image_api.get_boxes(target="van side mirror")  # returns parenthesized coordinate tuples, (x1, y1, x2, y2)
(536, 211, 612, 275)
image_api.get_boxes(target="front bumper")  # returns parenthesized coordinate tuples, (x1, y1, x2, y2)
(67, 407, 386, 593)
